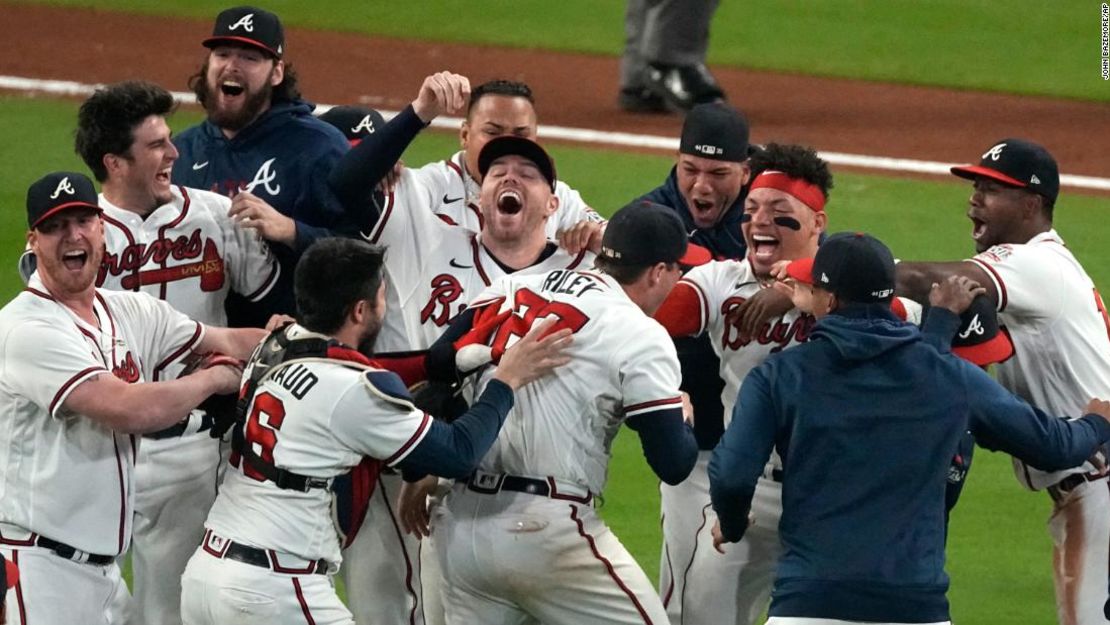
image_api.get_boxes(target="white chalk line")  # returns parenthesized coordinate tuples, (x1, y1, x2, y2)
(1, 74, 1107, 192)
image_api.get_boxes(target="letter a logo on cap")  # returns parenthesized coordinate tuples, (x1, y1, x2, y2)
(982, 143, 1007, 161)
(958, 314, 985, 339)
(229, 13, 255, 32)
(49, 176, 75, 200)
(351, 115, 376, 135)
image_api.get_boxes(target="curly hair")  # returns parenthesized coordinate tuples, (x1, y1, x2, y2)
(467, 79, 534, 118)
(748, 143, 834, 199)
(75, 81, 176, 182)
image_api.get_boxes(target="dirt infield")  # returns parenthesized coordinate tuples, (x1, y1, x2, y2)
(3, 3, 1109, 177)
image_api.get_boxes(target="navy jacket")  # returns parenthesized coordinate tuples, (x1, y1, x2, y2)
(172, 99, 355, 326)
(636, 168, 748, 449)
(710, 304, 1110, 623)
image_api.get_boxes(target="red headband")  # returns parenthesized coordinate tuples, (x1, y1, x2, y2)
(749, 170, 826, 213)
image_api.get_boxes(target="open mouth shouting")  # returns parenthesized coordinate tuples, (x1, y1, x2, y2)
(689, 197, 719, 226)
(62, 249, 89, 272)
(496, 188, 523, 215)
(750, 234, 780, 262)
(220, 79, 245, 97)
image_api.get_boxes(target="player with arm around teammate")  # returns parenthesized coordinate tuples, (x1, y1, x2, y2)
(397, 201, 707, 625)
(69, 79, 282, 625)
(179, 237, 570, 625)
(0, 171, 264, 625)
(895, 139, 1110, 625)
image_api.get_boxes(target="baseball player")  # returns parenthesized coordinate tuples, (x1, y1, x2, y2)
(398, 200, 705, 625)
(711, 231, 1110, 625)
(650, 144, 831, 625)
(172, 6, 356, 328)
(0, 171, 263, 625)
(325, 74, 599, 625)
(179, 237, 572, 625)
(67, 80, 280, 625)
(897, 139, 1110, 625)
(329, 77, 604, 244)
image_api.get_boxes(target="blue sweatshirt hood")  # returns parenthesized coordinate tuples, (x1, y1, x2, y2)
(811, 303, 919, 362)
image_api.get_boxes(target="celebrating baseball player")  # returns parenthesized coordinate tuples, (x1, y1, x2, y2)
(67, 80, 280, 625)
(330, 77, 603, 244)
(179, 237, 572, 625)
(0, 171, 264, 625)
(650, 143, 830, 625)
(324, 72, 601, 625)
(711, 231, 1110, 625)
(172, 6, 356, 328)
(396, 200, 704, 624)
(896, 138, 1110, 625)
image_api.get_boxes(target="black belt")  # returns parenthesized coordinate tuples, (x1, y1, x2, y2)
(220, 540, 328, 576)
(466, 473, 592, 503)
(146, 418, 190, 440)
(1048, 472, 1108, 503)
(35, 536, 115, 566)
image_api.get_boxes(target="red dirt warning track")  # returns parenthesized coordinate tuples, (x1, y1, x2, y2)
(2, 4, 1109, 179)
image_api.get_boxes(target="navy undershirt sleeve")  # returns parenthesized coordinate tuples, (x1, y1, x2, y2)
(625, 406, 699, 485)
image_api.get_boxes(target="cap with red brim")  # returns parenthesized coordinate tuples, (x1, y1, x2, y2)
(679, 243, 713, 267)
(950, 165, 1027, 188)
(953, 326, 1014, 367)
(785, 257, 815, 285)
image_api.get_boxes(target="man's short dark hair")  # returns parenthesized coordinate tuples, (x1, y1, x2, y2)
(749, 143, 834, 199)
(295, 238, 386, 335)
(466, 79, 534, 117)
(187, 55, 301, 110)
(595, 257, 679, 285)
(75, 80, 176, 182)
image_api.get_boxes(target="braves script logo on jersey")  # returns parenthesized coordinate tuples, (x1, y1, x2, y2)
(720, 296, 815, 352)
(112, 352, 140, 383)
(99, 231, 226, 292)
(244, 158, 282, 196)
(421, 274, 464, 326)
(229, 13, 255, 31)
(49, 176, 76, 199)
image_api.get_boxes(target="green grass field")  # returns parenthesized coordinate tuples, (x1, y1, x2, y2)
(2, 93, 1106, 623)
(10, 0, 1108, 100)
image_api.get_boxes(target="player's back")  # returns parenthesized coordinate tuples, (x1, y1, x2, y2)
(473, 269, 679, 495)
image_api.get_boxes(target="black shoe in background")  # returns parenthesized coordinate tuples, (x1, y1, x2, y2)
(618, 87, 669, 114)
(644, 63, 726, 112)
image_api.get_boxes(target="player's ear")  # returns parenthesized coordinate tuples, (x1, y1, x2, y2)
(813, 210, 828, 233)
(458, 121, 469, 150)
(270, 59, 285, 86)
(739, 161, 752, 186)
(544, 194, 559, 218)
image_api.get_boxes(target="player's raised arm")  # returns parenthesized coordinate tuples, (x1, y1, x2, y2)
(895, 260, 997, 307)
(328, 71, 471, 214)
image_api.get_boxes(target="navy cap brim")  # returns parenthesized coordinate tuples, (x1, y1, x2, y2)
(203, 36, 281, 58)
(31, 202, 102, 230)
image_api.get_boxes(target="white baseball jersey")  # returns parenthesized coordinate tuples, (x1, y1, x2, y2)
(366, 168, 595, 352)
(969, 229, 1110, 489)
(98, 185, 280, 329)
(0, 275, 203, 555)
(469, 269, 683, 495)
(409, 151, 604, 236)
(681, 258, 816, 422)
(204, 324, 433, 565)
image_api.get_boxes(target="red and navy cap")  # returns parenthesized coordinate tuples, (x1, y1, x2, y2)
(1, 553, 18, 591)
(318, 106, 386, 147)
(785, 257, 815, 285)
(26, 171, 102, 230)
(950, 295, 1014, 367)
(600, 201, 712, 268)
(951, 138, 1059, 204)
(477, 136, 557, 191)
(204, 6, 284, 58)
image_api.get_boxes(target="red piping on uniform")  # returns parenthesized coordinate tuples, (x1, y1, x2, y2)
(23, 287, 54, 301)
(113, 435, 126, 554)
(678, 503, 712, 619)
(12, 550, 28, 624)
(154, 187, 191, 300)
(570, 506, 654, 624)
(293, 577, 317, 625)
(384, 413, 431, 465)
(100, 212, 140, 291)
(152, 323, 203, 382)
(969, 258, 1008, 312)
(49, 367, 106, 416)
(246, 262, 280, 301)
(378, 476, 421, 625)
(470, 236, 491, 286)
(368, 192, 395, 244)
(625, 397, 683, 415)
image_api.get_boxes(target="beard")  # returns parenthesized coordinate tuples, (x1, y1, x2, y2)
(195, 65, 275, 132)
(356, 315, 383, 358)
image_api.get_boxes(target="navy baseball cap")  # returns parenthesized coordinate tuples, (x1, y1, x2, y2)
(951, 138, 1059, 204)
(679, 103, 750, 162)
(811, 232, 896, 303)
(0, 554, 17, 591)
(26, 171, 102, 230)
(319, 106, 386, 146)
(204, 6, 284, 58)
(950, 295, 1014, 367)
(477, 136, 557, 191)
(600, 201, 712, 267)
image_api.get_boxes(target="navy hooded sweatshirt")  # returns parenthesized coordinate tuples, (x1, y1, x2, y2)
(709, 304, 1110, 623)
